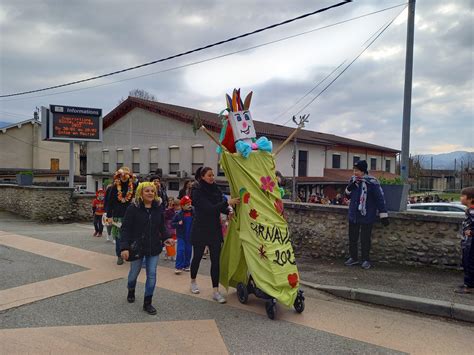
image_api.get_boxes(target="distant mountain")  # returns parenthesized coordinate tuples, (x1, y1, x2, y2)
(416, 151, 474, 170)
(0, 121, 12, 128)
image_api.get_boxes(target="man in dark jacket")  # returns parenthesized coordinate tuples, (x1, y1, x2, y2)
(344, 160, 389, 269)
(106, 167, 135, 265)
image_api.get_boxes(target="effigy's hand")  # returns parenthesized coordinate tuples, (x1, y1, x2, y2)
(228, 197, 240, 206)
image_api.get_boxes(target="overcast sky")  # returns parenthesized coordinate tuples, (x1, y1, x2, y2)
(0, 0, 472, 154)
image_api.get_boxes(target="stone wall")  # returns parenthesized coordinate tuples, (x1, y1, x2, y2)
(0, 184, 465, 268)
(285, 202, 464, 268)
(0, 184, 94, 222)
(72, 194, 97, 221)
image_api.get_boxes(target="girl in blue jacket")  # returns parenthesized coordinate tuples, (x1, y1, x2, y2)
(172, 195, 194, 274)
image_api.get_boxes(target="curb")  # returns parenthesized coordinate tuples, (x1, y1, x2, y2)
(300, 280, 474, 323)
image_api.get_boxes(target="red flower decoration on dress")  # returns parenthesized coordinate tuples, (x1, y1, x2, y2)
(274, 199, 284, 215)
(288, 273, 299, 288)
(243, 192, 251, 204)
(249, 209, 259, 220)
(260, 176, 275, 193)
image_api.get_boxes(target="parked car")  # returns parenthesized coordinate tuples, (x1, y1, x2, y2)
(74, 185, 87, 194)
(407, 202, 466, 215)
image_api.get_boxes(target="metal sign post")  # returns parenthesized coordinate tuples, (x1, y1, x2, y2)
(69, 142, 75, 188)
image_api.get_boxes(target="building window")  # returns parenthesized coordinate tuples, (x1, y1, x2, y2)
(102, 151, 109, 172)
(385, 159, 391, 172)
(332, 154, 341, 169)
(168, 181, 179, 191)
(298, 150, 308, 177)
(116, 149, 124, 170)
(192, 145, 204, 175)
(132, 149, 140, 173)
(353, 156, 360, 166)
(370, 158, 377, 171)
(149, 147, 158, 173)
(169, 146, 179, 174)
(51, 158, 60, 171)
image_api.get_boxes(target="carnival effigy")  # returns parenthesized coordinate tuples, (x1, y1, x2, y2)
(197, 88, 305, 319)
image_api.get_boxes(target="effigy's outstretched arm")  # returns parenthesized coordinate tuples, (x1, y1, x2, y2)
(273, 114, 309, 157)
(199, 125, 229, 153)
(273, 126, 302, 157)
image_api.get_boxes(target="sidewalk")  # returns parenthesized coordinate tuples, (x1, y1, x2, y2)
(297, 258, 474, 322)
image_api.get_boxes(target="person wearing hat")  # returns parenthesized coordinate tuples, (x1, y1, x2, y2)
(172, 195, 194, 274)
(106, 167, 136, 265)
(344, 160, 389, 269)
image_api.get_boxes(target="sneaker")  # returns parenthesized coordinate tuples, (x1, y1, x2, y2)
(175, 269, 182, 275)
(344, 258, 359, 266)
(361, 261, 371, 269)
(117, 257, 124, 265)
(184, 267, 190, 272)
(213, 292, 226, 304)
(106, 235, 111, 242)
(190, 282, 200, 294)
(454, 285, 473, 294)
(113, 239, 116, 245)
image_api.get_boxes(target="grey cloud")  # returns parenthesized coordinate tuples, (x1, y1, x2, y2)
(0, 0, 472, 154)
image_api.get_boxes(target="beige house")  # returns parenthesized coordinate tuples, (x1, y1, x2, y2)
(0, 118, 80, 183)
(87, 97, 399, 199)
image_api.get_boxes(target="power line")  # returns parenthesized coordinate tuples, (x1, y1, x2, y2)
(0, 2, 407, 103)
(0, 1, 352, 98)
(279, 4, 407, 126)
(272, 60, 348, 122)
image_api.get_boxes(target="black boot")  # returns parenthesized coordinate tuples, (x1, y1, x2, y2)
(127, 288, 135, 303)
(143, 295, 157, 315)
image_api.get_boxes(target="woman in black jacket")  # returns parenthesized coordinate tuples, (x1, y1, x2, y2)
(178, 179, 193, 199)
(120, 182, 174, 315)
(190, 167, 239, 303)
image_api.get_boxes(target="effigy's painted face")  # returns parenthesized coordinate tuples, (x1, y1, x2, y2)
(228, 110, 256, 141)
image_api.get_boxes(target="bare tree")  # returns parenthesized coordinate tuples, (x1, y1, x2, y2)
(409, 155, 424, 191)
(119, 89, 157, 104)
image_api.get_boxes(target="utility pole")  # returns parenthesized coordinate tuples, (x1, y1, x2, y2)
(400, 0, 416, 181)
(291, 114, 310, 202)
(292, 135, 297, 201)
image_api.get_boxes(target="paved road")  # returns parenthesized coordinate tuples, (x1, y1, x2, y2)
(0, 210, 473, 354)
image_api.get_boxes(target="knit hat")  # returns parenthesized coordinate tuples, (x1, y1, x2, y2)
(96, 189, 105, 197)
(180, 195, 192, 206)
(353, 160, 368, 173)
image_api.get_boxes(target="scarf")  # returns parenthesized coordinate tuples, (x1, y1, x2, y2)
(350, 175, 373, 216)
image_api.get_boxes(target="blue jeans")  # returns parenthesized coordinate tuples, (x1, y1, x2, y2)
(175, 238, 192, 269)
(115, 238, 121, 257)
(127, 255, 159, 297)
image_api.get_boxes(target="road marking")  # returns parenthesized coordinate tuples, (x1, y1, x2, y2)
(1, 230, 473, 354)
(0, 320, 228, 354)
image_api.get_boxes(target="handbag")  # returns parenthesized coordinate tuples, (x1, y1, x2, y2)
(128, 239, 142, 261)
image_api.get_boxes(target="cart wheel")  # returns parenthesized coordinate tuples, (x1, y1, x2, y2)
(293, 292, 305, 313)
(265, 299, 277, 320)
(236, 282, 249, 304)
